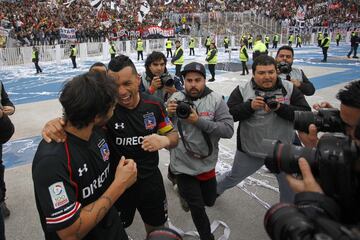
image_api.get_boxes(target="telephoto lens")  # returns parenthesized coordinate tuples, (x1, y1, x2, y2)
(294, 108, 345, 133)
(264, 203, 315, 240)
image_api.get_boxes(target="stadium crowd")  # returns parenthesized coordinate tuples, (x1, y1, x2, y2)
(0, 0, 359, 46)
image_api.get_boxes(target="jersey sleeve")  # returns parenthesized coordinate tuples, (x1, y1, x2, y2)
(156, 100, 174, 135)
(33, 154, 81, 232)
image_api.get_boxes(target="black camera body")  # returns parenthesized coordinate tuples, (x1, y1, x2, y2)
(160, 73, 174, 87)
(255, 91, 279, 110)
(277, 62, 292, 75)
(294, 108, 345, 133)
(176, 100, 194, 119)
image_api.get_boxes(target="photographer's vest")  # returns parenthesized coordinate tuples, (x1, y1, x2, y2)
(207, 49, 218, 64)
(137, 41, 143, 51)
(174, 47, 184, 65)
(166, 40, 172, 49)
(239, 45, 248, 62)
(336, 34, 341, 41)
(205, 38, 211, 47)
(189, 39, 195, 48)
(239, 79, 294, 157)
(278, 67, 303, 83)
(248, 36, 253, 43)
(169, 91, 225, 175)
(297, 36, 302, 43)
(288, 35, 294, 43)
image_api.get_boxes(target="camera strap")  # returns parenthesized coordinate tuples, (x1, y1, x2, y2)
(177, 120, 213, 159)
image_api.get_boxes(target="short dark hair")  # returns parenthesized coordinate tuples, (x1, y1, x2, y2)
(175, 40, 180, 44)
(108, 55, 138, 75)
(145, 51, 167, 69)
(60, 72, 117, 129)
(252, 55, 277, 73)
(276, 45, 294, 57)
(336, 80, 360, 109)
(89, 62, 107, 72)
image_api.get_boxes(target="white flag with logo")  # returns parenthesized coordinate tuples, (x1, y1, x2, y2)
(165, 0, 172, 5)
(138, 0, 150, 23)
(90, 0, 103, 11)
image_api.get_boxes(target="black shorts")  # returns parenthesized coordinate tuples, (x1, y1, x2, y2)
(115, 168, 167, 228)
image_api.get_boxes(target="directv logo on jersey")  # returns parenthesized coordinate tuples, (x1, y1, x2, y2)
(82, 165, 110, 199)
(115, 122, 124, 130)
(116, 136, 144, 146)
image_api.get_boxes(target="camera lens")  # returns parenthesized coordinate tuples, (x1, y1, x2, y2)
(294, 111, 315, 132)
(264, 203, 314, 240)
(164, 78, 174, 86)
(266, 99, 278, 110)
(176, 102, 191, 119)
(263, 139, 316, 174)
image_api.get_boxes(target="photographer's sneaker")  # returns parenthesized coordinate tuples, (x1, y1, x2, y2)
(173, 184, 189, 212)
(0, 202, 10, 218)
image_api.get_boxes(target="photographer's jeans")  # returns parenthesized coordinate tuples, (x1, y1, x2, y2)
(216, 150, 294, 203)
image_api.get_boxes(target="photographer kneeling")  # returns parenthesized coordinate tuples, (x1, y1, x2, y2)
(141, 51, 183, 102)
(263, 80, 360, 239)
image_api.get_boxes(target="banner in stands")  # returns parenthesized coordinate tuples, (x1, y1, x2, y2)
(60, 28, 76, 41)
(142, 26, 175, 39)
(295, 5, 306, 21)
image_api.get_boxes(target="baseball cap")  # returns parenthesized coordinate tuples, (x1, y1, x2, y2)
(181, 62, 206, 79)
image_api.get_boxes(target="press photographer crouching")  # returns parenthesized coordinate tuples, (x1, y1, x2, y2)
(275, 46, 315, 96)
(140, 51, 183, 102)
(263, 80, 360, 239)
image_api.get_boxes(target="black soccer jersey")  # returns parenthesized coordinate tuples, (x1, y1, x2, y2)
(107, 93, 173, 179)
(32, 128, 127, 240)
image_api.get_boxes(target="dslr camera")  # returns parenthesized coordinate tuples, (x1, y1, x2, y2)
(277, 62, 292, 75)
(176, 101, 195, 119)
(294, 108, 345, 133)
(255, 91, 279, 110)
(159, 73, 174, 87)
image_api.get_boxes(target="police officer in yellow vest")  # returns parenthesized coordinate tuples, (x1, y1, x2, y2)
(224, 36, 230, 53)
(171, 40, 184, 77)
(248, 34, 253, 49)
(317, 32, 323, 47)
(296, 34, 302, 48)
(320, 32, 330, 62)
(253, 34, 268, 60)
(69, 44, 77, 69)
(272, 34, 279, 49)
(335, 33, 341, 46)
(136, 38, 144, 61)
(264, 35, 270, 49)
(189, 37, 195, 56)
(239, 41, 249, 76)
(288, 34, 295, 47)
(206, 42, 218, 82)
(32, 46, 42, 74)
(205, 36, 212, 54)
(166, 38, 173, 58)
(109, 42, 116, 59)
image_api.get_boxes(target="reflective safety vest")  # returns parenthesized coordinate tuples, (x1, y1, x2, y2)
(137, 40, 144, 51)
(224, 38, 229, 45)
(317, 33, 323, 40)
(239, 45, 248, 62)
(109, 44, 116, 54)
(273, 35, 279, 42)
(205, 38, 211, 46)
(288, 35, 294, 42)
(32, 51, 36, 60)
(174, 47, 184, 65)
(248, 36, 253, 43)
(336, 34, 341, 40)
(189, 38, 195, 48)
(253, 40, 267, 53)
(166, 40, 172, 49)
(265, 36, 270, 44)
(207, 48, 218, 64)
(321, 37, 330, 48)
(297, 36, 302, 43)
(70, 47, 77, 57)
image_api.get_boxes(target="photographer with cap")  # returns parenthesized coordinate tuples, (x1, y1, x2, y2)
(216, 55, 311, 204)
(140, 51, 183, 102)
(264, 80, 360, 240)
(166, 62, 234, 240)
(275, 46, 315, 96)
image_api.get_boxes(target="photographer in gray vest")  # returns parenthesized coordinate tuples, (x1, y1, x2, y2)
(166, 62, 234, 240)
(216, 55, 311, 203)
(140, 51, 183, 102)
(275, 46, 315, 96)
